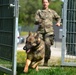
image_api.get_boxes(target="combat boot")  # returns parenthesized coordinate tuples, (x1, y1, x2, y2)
(43, 58, 48, 66)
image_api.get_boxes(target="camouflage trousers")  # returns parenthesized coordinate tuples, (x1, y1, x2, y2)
(39, 33, 54, 59)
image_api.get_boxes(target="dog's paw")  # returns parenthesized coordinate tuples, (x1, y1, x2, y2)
(23, 67, 28, 73)
(36, 66, 39, 72)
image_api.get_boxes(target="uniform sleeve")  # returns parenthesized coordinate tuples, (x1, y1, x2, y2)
(52, 10, 61, 23)
(34, 9, 42, 25)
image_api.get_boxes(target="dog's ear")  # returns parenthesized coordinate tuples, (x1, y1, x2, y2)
(34, 32, 41, 43)
(34, 32, 39, 38)
(28, 31, 32, 36)
(37, 38, 41, 43)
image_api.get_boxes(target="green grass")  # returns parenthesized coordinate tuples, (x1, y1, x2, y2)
(17, 51, 26, 63)
(0, 71, 8, 75)
(0, 51, 76, 75)
(1, 66, 76, 75)
(17, 66, 76, 75)
(20, 31, 28, 36)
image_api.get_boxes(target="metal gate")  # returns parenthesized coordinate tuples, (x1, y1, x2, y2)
(62, 0, 76, 66)
(0, 0, 19, 75)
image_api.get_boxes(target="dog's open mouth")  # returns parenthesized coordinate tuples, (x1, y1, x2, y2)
(27, 49, 30, 53)
(23, 46, 31, 53)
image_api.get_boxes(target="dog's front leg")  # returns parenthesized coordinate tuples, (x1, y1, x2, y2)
(36, 66, 39, 71)
(32, 61, 41, 71)
(24, 59, 31, 73)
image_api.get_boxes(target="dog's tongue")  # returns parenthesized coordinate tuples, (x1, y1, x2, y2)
(27, 49, 30, 53)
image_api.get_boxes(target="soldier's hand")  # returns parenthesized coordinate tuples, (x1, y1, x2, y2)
(56, 22, 61, 26)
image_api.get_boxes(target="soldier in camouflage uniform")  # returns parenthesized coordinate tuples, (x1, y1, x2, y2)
(35, 0, 61, 66)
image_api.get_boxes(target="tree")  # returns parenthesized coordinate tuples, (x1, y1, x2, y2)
(19, 0, 63, 26)
(49, 0, 63, 16)
(19, 0, 41, 26)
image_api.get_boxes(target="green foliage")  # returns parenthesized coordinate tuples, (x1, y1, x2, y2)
(19, 0, 63, 26)
(19, 0, 41, 26)
(49, 0, 63, 16)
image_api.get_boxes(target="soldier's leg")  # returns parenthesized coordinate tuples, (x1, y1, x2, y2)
(44, 37, 51, 66)
(44, 35, 54, 66)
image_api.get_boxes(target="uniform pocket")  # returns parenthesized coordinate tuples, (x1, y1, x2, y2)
(49, 35, 54, 45)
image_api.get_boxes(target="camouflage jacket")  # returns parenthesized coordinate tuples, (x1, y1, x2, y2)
(35, 8, 61, 34)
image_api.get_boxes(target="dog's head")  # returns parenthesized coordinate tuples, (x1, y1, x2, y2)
(23, 32, 41, 53)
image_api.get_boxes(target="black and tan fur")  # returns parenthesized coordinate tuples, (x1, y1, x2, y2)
(23, 32, 45, 73)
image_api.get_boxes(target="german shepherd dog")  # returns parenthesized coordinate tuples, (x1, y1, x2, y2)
(23, 32, 45, 73)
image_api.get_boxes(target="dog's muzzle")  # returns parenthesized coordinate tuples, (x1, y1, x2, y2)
(23, 45, 31, 53)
